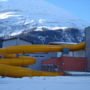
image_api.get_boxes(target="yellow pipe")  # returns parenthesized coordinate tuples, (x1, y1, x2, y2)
(3, 54, 32, 58)
(0, 42, 85, 77)
(0, 42, 85, 55)
(0, 64, 64, 77)
(2, 54, 17, 58)
(0, 58, 36, 66)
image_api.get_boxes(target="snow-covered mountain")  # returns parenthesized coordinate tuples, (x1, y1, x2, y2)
(0, 0, 89, 44)
(0, 0, 89, 36)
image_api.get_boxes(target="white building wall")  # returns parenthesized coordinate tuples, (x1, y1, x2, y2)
(2, 38, 32, 48)
(57, 50, 85, 57)
(73, 50, 85, 57)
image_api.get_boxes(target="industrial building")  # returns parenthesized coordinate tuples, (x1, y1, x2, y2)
(2, 36, 57, 70)
(41, 42, 86, 72)
(1, 27, 90, 73)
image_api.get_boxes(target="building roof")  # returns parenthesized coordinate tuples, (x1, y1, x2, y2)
(49, 42, 77, 45)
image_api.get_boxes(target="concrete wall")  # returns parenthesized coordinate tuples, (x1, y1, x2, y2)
(0, 39, 2, 48)
(29, 52, 57, 70)
(85, 27, 90, 71)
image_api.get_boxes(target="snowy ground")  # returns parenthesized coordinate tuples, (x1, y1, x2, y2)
(0, 76, 90, 90)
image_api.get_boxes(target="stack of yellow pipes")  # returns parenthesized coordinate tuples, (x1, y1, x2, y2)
(0, 42, 85, 77)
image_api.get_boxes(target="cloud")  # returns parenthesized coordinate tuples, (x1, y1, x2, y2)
(0, 12, 21, 19)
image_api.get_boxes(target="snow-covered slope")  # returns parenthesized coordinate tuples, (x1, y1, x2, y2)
(0, 0, 89, 36)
